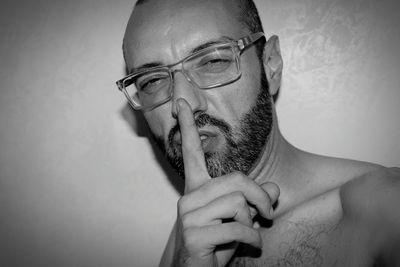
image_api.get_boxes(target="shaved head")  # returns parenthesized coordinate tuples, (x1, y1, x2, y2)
(134, 0, 263, 33)
(129, 0, 265, 59)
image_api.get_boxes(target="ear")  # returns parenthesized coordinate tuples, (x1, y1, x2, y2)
(263, 35, 283, 96)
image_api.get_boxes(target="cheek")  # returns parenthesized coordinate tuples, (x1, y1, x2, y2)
(144, 109, 174, 140)
(204, 56, 261, 126)
(220, 70, 261, 122)
(236, 53, 262, 108)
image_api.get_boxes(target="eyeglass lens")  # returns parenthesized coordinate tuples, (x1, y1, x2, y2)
(124, 44, 240, 108)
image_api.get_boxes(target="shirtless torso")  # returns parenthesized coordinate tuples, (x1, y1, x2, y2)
(230, 163, 400, 267)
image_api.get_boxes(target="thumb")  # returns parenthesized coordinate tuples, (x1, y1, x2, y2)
(260, 182, 280, 218)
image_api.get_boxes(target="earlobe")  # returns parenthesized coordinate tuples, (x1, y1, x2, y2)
(263, 35, 283, 96)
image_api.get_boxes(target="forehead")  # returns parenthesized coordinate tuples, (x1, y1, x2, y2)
(123, 0, 246, 69)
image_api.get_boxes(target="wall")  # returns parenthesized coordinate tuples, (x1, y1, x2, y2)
(0, 0, 399, 266)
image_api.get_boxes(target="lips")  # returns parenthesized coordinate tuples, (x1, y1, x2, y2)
(200, 133, 219, 153)
(173, 128, 219, 152)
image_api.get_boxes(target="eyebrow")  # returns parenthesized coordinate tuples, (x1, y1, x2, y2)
(129, 36, 235, 74)
(190, 36, 235, 54)
(129, 62, 164, 74)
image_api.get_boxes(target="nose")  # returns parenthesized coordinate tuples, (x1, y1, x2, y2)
(171, 71, 208, 118)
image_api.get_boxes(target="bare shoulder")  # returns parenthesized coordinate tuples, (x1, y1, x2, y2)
(339, 167, 400, 225)
(338, 167, 400, 264)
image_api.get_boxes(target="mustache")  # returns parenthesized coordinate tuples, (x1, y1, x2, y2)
(167, 113, 232, 147)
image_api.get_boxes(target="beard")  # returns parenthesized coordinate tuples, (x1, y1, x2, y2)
(151, 71, 273, 179)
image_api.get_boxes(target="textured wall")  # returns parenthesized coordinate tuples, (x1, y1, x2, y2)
(0, 0, 399, 266)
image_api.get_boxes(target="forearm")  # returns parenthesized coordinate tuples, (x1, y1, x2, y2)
(159, 222, 178, 267)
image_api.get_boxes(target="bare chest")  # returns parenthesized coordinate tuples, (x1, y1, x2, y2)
(229, 219, 374, 267)
(228, 196, 377, 267)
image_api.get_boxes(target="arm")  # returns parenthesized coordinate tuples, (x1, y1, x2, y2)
(159, 222, 177, 267)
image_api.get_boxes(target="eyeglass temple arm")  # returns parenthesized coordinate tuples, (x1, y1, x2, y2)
(237, 32, 265, 51)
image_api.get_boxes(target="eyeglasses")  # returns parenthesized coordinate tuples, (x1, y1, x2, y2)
(116, 32, 264, 111)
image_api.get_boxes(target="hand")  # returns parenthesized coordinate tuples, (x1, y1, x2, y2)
(172, 98, 279, 267)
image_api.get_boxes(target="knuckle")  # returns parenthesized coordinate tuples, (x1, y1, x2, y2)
(180, 213, 192, 228)
(193, 181, 205, 194)
(231, 171, 246, 184)
(177, 195, 189, 215)
(232, 191, 247, 208)
(231, 171, 244, 178)
(182, 228, 197, 250)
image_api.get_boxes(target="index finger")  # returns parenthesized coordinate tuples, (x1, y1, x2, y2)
(177, 98, 210, 193)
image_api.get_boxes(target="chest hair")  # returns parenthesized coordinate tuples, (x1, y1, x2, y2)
(228, 220, 336, 267)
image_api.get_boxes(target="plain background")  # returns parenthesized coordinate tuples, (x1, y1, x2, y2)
(0, 0, 399, 266)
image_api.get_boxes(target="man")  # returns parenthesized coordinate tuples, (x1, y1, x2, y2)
(117, 0, 400, 266)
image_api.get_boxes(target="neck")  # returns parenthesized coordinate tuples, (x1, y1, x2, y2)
(248, 110, 309, 217)
(248, 110, 282, 183)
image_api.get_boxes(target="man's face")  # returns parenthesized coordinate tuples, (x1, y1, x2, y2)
(123, 0, 273, 178)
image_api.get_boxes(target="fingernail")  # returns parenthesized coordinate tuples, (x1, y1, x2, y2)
(176, 98, 184, 113)
(258, 233, 263, 248)
(253, 221, 260, 229)
(269, 206, 274, 218)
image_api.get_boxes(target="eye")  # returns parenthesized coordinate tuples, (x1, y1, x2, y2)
(196, 56, 234, 73)
(137, 73, 169, 94)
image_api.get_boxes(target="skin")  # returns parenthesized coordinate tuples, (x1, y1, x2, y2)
(122, 0, 400, 266)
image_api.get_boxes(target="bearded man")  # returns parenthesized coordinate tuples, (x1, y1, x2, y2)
(117, 0, 400, 266)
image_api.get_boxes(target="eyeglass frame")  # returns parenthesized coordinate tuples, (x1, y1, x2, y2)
(116, 32, 265, 111)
